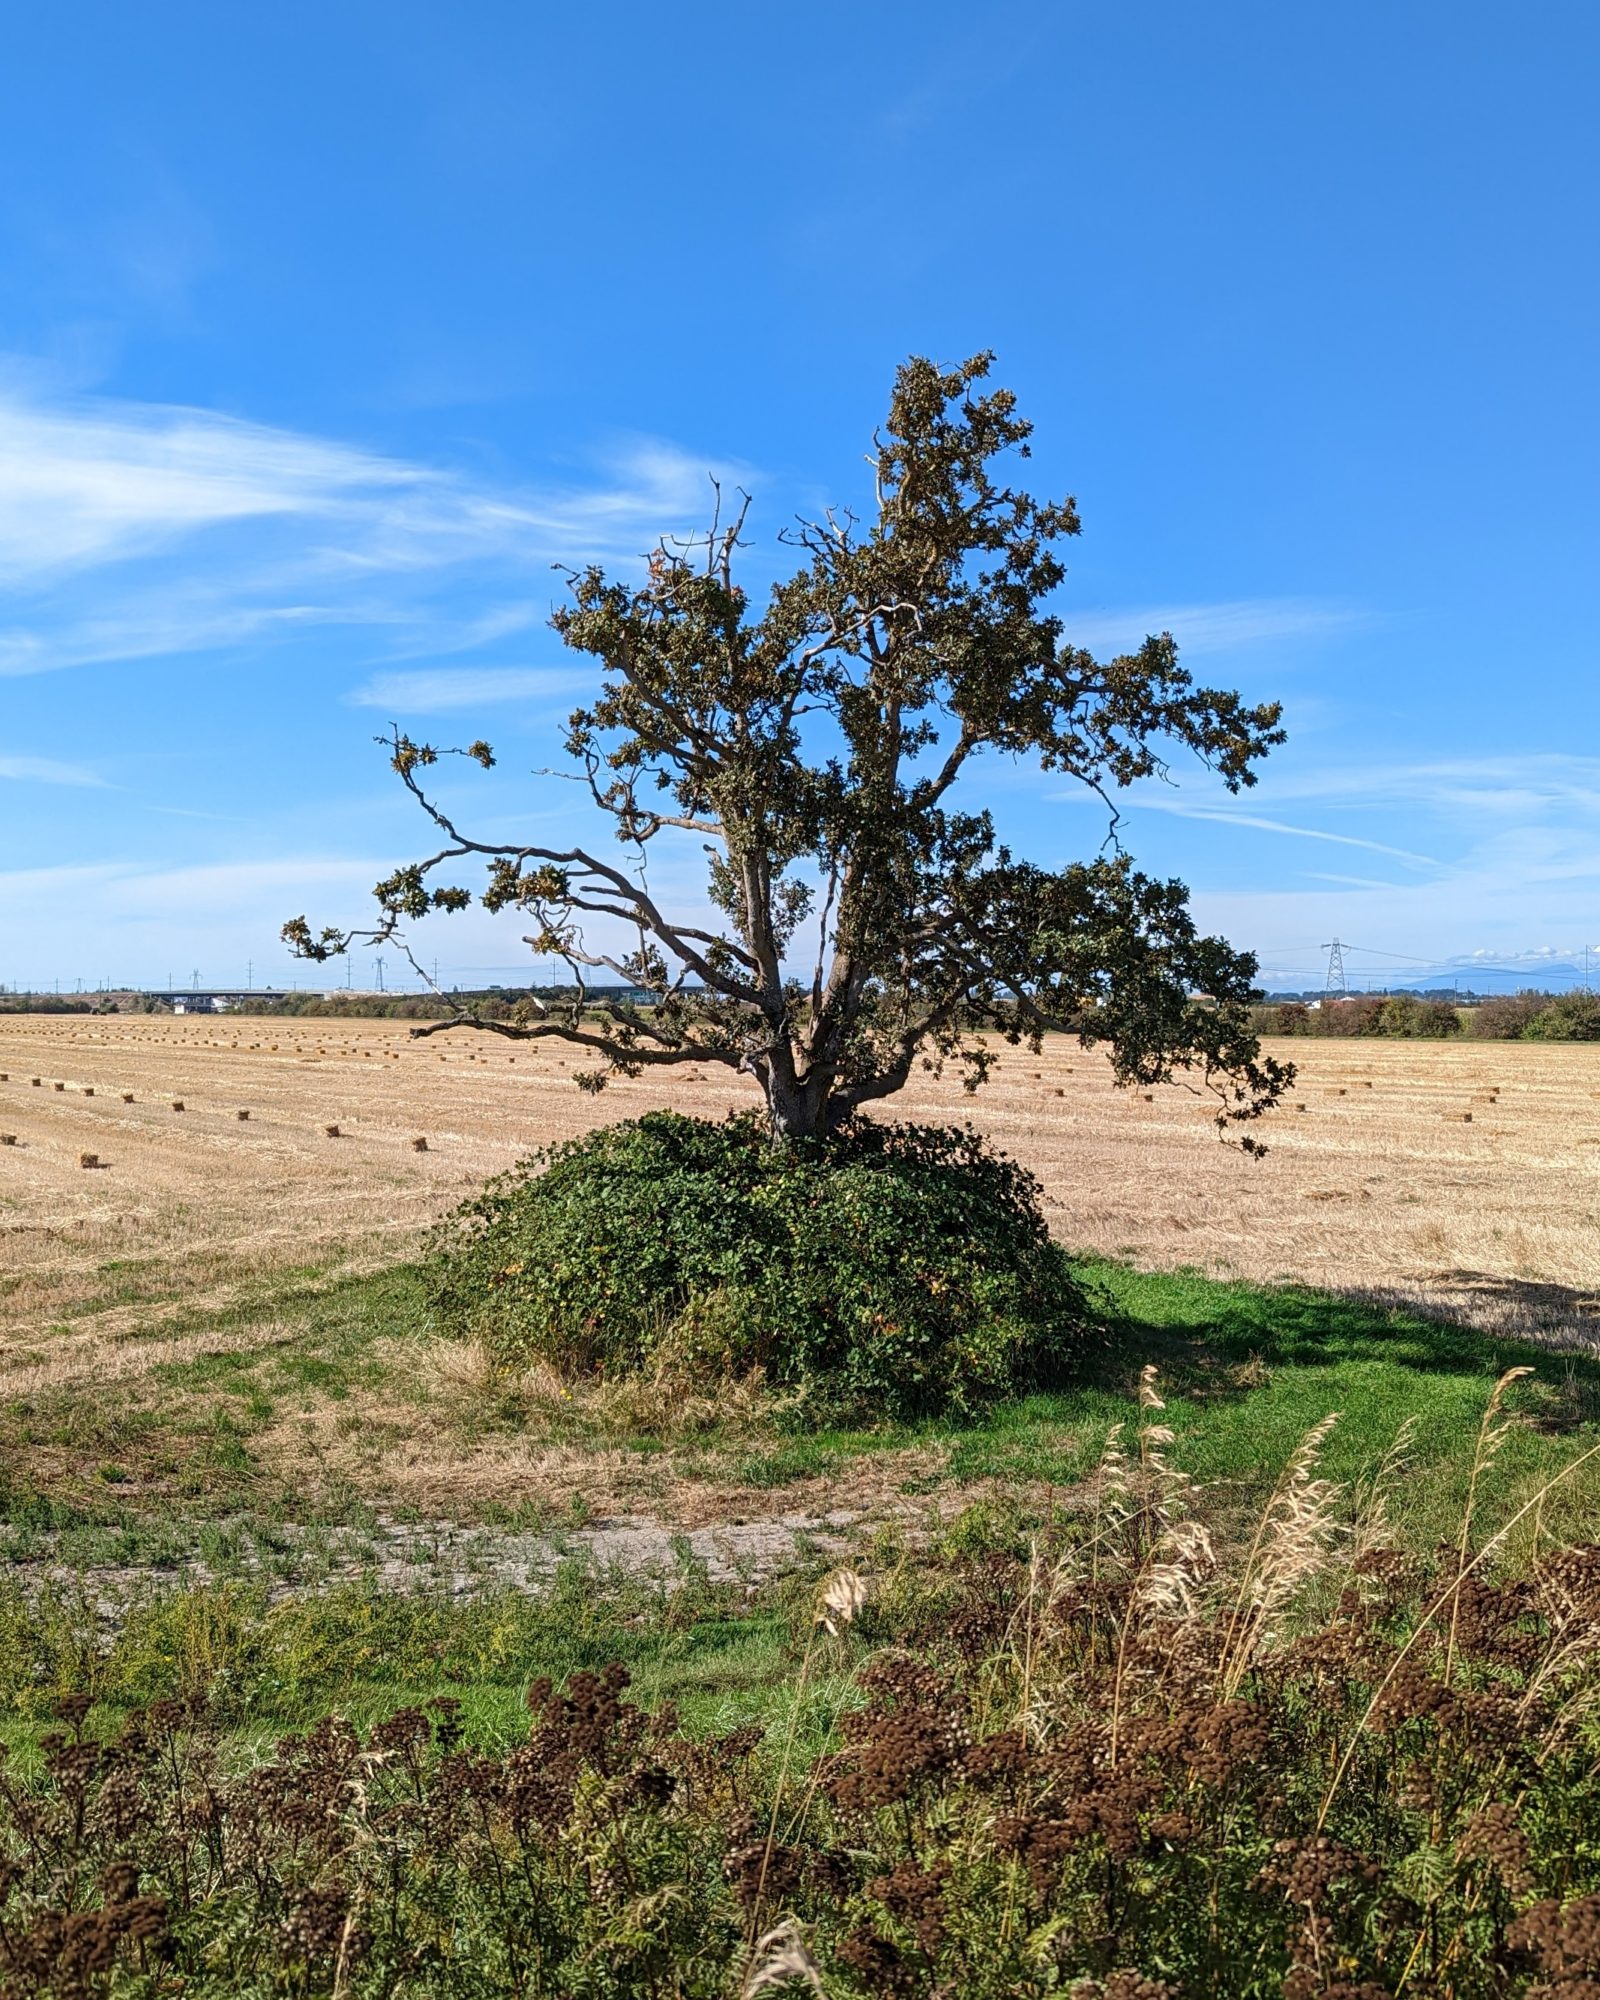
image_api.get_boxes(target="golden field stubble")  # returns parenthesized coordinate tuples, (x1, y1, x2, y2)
(1, 1016, 1597, 1362)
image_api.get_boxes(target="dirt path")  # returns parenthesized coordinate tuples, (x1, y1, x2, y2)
(9, 1505, 890, 1622)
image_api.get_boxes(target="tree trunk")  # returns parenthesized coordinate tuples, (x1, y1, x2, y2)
(762, 1054, 832, 1144)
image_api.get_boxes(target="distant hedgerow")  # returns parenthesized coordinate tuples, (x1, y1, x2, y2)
(1524, 990, 1600, 1041)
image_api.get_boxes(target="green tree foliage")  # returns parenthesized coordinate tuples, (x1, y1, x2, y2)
(1316, 997, 1385, 1037)
(287, 354, 1290, 1143)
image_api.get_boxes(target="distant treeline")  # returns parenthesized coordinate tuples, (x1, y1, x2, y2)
(1252, 989, 1600, 1041)
(0, 995, 110, 1015)
(224, 988, 637, 1021)
(0, 994, 456, 1019)
(226, 993, 457, 1019)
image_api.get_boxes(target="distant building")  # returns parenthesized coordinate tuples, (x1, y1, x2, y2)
(162, 991, 284, 1014)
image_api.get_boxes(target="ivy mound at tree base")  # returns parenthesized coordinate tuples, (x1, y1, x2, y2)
(430, 1111, 1095, 1420)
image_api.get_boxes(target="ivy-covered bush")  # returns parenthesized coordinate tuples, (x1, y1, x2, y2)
(429, 1111, 1095, 1419)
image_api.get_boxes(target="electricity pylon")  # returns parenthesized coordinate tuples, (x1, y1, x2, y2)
(1323, 939, 1348, 996)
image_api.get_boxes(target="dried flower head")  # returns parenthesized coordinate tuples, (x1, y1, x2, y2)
(817, 1568, 867, 1636)
(743, 1919, 825, 1994)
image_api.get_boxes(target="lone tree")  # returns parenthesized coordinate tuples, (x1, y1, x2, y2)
(286, 353, 1291, 1144)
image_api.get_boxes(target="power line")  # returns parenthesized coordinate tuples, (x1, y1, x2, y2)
(1330, 942, 1446, 966)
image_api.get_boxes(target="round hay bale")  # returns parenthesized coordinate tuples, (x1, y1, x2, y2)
(236, 1109, 250, 1120)
(0, 1134, 15, 1146)
(121, 1093, 134, 1104)
(79, 1152, 98, 1169)
(171, 1101, 185, 1112)
(411, 1135, 428, 1152)
(324, 1123, 341, 1138)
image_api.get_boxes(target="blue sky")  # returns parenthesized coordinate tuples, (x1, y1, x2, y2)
(2, 2, 1598, 994)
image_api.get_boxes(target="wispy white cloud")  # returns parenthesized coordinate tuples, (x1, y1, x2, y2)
(1065, 598, 1360, 658)
(0, 392, 412, 583)
(0, 752, 104, 785)
(1300, 870, 1413, 890)
(0, 845, 716, 989)
(1194, 812, 1600, 985)
(0, 855, 386, 989)
(1114, 795, 1439, 868)
(1256, 754, 1600, 816)
(378, 601, 545, 658)
(0, 598, 340, 675)
(347, 666, 593, 713)
(118, 856, 387, 915)
(0, 372, 755, 677)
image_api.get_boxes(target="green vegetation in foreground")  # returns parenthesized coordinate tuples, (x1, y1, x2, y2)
(0, 1558, 840, 1759)
(7, 1395, 1600, 1994)
(7, 1248, 1600, 1992)
(3, 1249, 1599, 1773)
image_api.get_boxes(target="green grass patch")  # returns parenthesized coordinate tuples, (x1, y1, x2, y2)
(6, 1251, 1600, 1558)
(754, 1259, 1600, 1546)
(0, 1557, 838, 1764)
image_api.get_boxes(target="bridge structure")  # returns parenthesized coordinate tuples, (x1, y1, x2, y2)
(149, 990, 291, 1012)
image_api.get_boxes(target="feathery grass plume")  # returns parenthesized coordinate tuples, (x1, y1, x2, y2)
(1134, 1515, 1217, 1622)
(1516, 1558, 1600, 1755)
(1109, 1365, 1213, 1763)
(1008, 1530, 1095, 1749)
(1015, 1538, 1048, 1740)
(816, 1567, 866, 1636)
(1218, 1411, 1342, 1697)
(742, 1920, 825, 1995)
(1131, 1363, 1192, 1564)
(1444, 1364, 1533, 1683)
(1089, 1420, 1130, 1593)
(745, 1564, 868, 1964)
(1351, 1412, 1419, 1562)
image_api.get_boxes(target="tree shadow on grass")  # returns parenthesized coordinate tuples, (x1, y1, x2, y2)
(1081, 1259, 1600, 1403)
(1344, 1268, 1600, 1354)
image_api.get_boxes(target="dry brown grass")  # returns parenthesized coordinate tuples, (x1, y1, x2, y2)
(2, 1016, 1598, 1360)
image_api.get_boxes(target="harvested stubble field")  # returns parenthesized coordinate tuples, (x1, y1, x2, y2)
(2, 1011, 1600, 1623)
(2, 1015, 1598, 1356)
